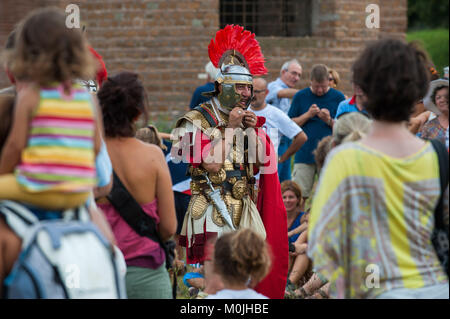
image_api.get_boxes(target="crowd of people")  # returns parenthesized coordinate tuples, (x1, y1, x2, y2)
(0, 7, 448, 300)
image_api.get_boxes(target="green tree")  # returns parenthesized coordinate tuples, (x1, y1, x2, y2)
(408, 0, 449, 30)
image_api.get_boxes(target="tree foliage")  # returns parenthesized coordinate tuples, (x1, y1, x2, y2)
(408, 0, 449, 30)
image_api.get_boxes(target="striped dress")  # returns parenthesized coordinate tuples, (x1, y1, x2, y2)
(15, 84, 97, 193)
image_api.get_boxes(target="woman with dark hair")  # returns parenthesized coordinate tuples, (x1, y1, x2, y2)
(308, 39, 449, 299)
(419, 79, 449, 146)
(96, 72, 177, 299)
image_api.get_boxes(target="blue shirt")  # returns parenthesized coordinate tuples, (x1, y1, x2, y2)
(163, 140, 190, 193)
(266, 77, 292, 114)
(189, 82, 215, 109)
(335, 96, 369, 119)
(288, 212, 305, 244)
(96, 140, 112, 187)
(288, 87, 345, 164)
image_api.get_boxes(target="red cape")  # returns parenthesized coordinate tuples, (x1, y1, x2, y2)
(254, 125, 289, 299)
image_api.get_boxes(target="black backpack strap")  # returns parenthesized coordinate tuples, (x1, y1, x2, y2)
(429, 139, 449, 229)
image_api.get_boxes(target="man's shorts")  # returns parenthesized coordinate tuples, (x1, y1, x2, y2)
(292, 163, 317, 198)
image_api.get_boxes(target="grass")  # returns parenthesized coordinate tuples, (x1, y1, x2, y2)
(406, 28, 449, 76)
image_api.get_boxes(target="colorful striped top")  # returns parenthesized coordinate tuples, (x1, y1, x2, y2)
(308, 141, 449, 299)
(15, 84, 97, 193)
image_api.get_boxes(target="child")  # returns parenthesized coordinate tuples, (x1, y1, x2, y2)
(206, 228, 271, 299)
(0, 8, 102, 210)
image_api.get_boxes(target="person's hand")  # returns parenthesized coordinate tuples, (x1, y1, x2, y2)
(318, 108, 331, 124)
(242, 110, 258, 128)
(289, 242, 308, 257)
(228, 107, 246, 128)
(307, 104, 320, 118)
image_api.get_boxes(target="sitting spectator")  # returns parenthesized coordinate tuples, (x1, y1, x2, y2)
(419, 78, 449, 146)
(96, 72, 177, 299)
(308, 38, 449, 299)
(206, 228, 271, 299)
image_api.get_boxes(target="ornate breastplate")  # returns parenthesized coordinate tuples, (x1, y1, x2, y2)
(177, 102, 256, 228)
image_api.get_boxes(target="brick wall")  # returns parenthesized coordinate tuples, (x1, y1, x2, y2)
(0, 0, 407, 124)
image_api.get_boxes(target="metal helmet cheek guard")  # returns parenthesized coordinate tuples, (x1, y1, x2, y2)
(207, 25, 267, 109)
(216, 64, 253, 109)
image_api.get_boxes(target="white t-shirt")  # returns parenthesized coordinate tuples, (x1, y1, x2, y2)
(206, 288, 269, 299)
(250, 103, 302, 152)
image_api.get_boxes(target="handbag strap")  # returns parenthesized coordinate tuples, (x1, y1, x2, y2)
(106, 171, 166, 252)
(429, 139, 449, 230)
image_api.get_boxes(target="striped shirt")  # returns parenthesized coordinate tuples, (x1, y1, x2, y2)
(308, 141, 449, 299)
(15, 84, 96, 193)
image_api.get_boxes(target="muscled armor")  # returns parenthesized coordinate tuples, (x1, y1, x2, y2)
(175, 100, 256, 229)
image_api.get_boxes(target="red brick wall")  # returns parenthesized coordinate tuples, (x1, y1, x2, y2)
(0, 0, 407, 123)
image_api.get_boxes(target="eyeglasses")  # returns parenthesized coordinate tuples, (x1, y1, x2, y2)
(329, 77, 335, 82)
(253, 89, 266, 94)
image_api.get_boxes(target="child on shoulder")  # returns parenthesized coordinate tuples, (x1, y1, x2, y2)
(0, 8, 102, 210)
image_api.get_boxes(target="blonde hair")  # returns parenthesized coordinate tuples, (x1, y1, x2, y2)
(329, 69, 340, 88)
(332, 112, 371, 146)
(135, 125, 167, 151)
(214, 228, 271, 286)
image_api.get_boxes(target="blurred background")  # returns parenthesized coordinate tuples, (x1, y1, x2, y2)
(0, 0, 448, 131)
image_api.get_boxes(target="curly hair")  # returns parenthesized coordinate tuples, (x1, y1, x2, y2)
(98, 72, 149, 138)
(313, 135, 333, 171)
(352, 38, 430, 122)
(214, 228, 271, 286)
(8, 8, 94, 85)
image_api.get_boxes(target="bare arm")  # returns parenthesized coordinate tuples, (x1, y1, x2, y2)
(155, 148, 177, 241)
(288, 222, 308, 238)
(277, 88, 299, 99)
(291, 105, 319, 127)
(279, 131, 308, 163)
(0, 86, 38, 174)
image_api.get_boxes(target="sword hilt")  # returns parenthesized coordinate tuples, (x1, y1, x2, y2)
(203, 174, 216, 192)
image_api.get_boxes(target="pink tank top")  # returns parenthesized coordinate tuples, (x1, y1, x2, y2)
(98, 198, 165, 269)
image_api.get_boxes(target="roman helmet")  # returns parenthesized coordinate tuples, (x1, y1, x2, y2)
(204, 25, 267, 110)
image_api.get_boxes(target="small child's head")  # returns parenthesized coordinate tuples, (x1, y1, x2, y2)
(136, 125, 167, 151)
(313, 135, 333, 171)
(8, 8, 95, 86)
(213, 228, 271, 287)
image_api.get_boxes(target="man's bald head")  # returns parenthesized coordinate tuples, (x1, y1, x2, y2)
(253, 77, 267, 89)
(251, 77, 268, 110)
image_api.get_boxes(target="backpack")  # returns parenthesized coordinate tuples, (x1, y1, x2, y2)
(0, 200, 127, 299)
